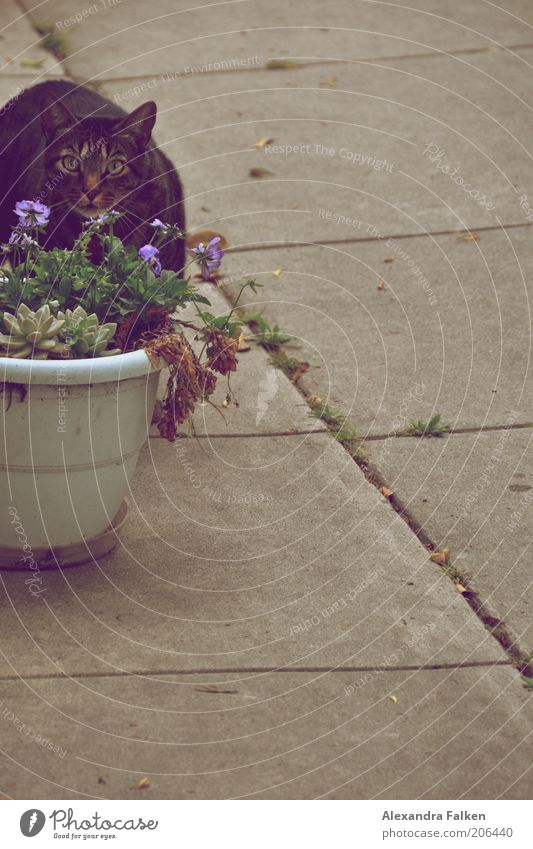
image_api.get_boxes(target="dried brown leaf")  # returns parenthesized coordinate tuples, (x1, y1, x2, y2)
(266, 58, 299, 69)
(249, 167, 274, 179)
(291, 362, 310, 384)
(254, 137, 274, 149)
(430, 547, 450, 566)
(237, 330, 251, 351)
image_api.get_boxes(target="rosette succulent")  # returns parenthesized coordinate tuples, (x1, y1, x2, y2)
(0, 304, 68, 359)
(58, 306, 121, 357)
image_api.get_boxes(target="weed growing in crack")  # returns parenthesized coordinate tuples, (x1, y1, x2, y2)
(401, 413, 450, 437)
(239, 310, 294, 347)
(35, 23, 68, 59)
(307, 396, 364, 458)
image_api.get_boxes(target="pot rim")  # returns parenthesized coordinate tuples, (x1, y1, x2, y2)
(0, 348, 161, 385)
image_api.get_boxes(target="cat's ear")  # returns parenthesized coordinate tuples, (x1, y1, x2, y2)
(112, 101, 157, 149)
(40, 92, 76, 141)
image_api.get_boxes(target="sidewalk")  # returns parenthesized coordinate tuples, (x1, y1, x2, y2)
(0, 0, 531, 799)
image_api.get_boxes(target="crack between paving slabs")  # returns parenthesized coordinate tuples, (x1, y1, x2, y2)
(224, 222, 532, 255)
(0, 660, 513, 683)
(72, 42, 533, 87)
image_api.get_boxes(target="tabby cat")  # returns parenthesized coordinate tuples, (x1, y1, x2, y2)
(0, 80, 185, 270)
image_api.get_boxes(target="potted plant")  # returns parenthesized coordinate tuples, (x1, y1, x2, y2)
(0, 202, 257, 570)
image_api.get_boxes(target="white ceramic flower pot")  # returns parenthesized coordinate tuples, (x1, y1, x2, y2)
(0, 350, 162, 569)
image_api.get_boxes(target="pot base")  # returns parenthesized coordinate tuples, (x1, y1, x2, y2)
(0, 499, 129, 571)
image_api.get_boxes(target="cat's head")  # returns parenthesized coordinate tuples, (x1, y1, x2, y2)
(40, 92, 157, 219)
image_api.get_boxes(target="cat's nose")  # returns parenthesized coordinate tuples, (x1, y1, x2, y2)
(83, 174, 101, 201)
(84, 187, 100, 202)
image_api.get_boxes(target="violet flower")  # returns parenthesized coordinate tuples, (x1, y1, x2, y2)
(9, 229, 39, 248)
(83, 209, 121, 228)
(138, 244, 162, 277)
(14, 200, 50, 227)
(191, 236, 224, 280)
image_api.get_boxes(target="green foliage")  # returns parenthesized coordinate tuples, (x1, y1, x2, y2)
(0, 304, 68, 359)
(198, 279, 263, 340)
(0, 213, 215, 358)
(197, 312, 242, 340)
(401, 413, 450, 437)
(306, 396, 363, 457)
(58, 307, 121, 357)
(35, 23, 68, 58)
(240, 309, 294, 346)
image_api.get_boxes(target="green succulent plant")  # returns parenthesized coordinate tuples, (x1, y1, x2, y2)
(0, 303, 68, 359)
(58, 306, 121, 357)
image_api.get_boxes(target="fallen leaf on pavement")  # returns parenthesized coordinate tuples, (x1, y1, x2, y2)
(379, 486, 394, 499)
(430, 547, 450, 566)
(266, 59, 299, 69)
(254, 137, 274, 149)
(185, 230, 229, 250)
(291, 362, 310, 384)
(455, 583, 467, 593)
(388, 694, 398, 703)
(457, 232, 479, 241)
(237, 331, 251, 351)
(383, 256, 395, 263)
(137, 778, 150, 789)
(249, 167, 274, 179)
(377, 279, 385, 290)
(20, 58, 44, 69)
(319, 75, 338, 86)
(272, 268, 283, 278)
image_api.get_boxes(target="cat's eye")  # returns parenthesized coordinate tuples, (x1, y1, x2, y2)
(107, 159, 126, 176)
(62, 155, 80, 172)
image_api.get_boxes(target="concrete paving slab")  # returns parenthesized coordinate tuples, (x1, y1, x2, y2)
(220, 227, 533, 434)
(0, 665, 529, 798)
(1, 1, 63, 77)
(0, 434, 502, 679)
(364, 429, 533, 649)
(94, 45, 533, 243)
(19, 0, 533, 82)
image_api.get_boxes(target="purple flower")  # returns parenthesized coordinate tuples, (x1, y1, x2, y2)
(8, 228, 39, 248)
(83, 209, 121, 228)
(14, 200, 50, 227)
(149, 218, 168, 231)
(191, 236, 224, 280)
(138, 244, 162, 277)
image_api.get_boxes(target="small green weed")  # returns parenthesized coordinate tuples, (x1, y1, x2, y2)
(401, 413, 450, 437)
